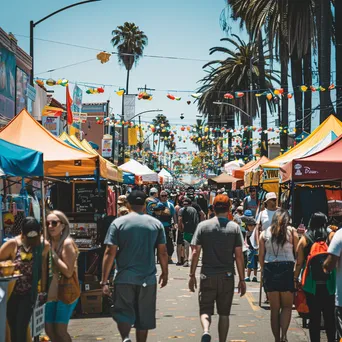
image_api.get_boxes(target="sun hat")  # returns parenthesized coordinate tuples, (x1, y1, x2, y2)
(265, 192, 277, 202)
(117, 195, 127, 204)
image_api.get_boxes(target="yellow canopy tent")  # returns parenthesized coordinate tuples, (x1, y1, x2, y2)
(59, 132, 122, 182)
(0, 109, 98, 177)
(261, 115, 342, 192)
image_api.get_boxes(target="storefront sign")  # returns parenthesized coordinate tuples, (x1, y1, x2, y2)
(42, 116, 60, 136)
(294, 163, 319, 176)
(71, 84, 83, 133)
(262, 168, 279, 182)
(0, 45, 16, 119)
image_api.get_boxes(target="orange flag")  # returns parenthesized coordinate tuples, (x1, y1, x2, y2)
(66, 85, 73, 125)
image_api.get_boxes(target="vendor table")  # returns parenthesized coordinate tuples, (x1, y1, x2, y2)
(0, 275, 21, 342)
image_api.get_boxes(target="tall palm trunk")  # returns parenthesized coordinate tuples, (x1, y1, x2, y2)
(318, 0, 334, 122)
(280, 40, 289, 153)
(291, 50, 303, 135)
(336, 0, 342, 119)
(258, 33, 268, 157)
(303, 47, 312, 132)
(126, 68, 130, 94)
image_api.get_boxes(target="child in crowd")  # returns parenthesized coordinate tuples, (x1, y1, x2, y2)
(244, 217, 258, 282)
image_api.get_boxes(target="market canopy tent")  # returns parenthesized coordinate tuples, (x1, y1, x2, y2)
(262, 115, 342, 169)
(0, 110, 98, 177)
(243, 156, 270, 188)
(280, 133, 342, 183)
(158, 168, 173, 183)
(260, 115, 342, 192)
(0, 139, 44, 177)
(224, 160, 245, 175)
(209, 173, 243, 188)
(59, 133, 122, 182)
(119, 159, 158, 183)
(232, 159, 258, 179)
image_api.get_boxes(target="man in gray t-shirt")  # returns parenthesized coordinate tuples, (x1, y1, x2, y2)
(189, 194, 246, 342)
(101, 190, 168, 342)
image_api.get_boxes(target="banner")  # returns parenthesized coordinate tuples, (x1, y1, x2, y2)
(128, 127, 138, 146)
(124, 94, 136, 121)
(0, 45, 16, 118)
(71, 84, 83, 131)
(16, 67, 29, 114)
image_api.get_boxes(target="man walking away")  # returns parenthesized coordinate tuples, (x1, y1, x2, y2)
(178, 197, 199, 267)
(101, 190, 168, 342)
(189, 194, 246, 342)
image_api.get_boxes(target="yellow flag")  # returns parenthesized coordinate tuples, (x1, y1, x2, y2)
(128, 127, 138, 146)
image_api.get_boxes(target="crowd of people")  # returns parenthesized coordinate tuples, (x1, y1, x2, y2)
(2, 185, 342, 342)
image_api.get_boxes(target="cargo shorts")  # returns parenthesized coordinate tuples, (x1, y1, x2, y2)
(199, 273, 235, 316)
(112, 283, 157, 330)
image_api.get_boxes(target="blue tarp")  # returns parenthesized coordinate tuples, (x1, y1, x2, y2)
(0, 139, 44, 177)
(123, 172, 135, 184)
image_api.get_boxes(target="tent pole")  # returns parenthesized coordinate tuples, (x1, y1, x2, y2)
(41, 179, 47, 238)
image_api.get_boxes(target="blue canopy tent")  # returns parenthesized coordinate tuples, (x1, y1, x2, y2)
(0, 138, 44, 177)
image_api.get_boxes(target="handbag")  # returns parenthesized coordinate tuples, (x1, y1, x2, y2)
(294, 287, 309, 316)
(58, 271, 80, 304)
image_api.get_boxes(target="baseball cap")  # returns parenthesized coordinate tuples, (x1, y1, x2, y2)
(22, 217, 41, 238)
(245, 217, 257, 226)
(117, 195, 127, 204)
(153, 202, 166, 211)
(213, 194, 230, 208)
(244, 210, 253, 217)
(127, 190, 147, 205)
(149, 187, 158, 196)
(265, 192, 277, 202)
(237, 206, 243, 212)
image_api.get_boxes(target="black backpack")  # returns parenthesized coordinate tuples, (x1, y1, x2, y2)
(182, 206, 199, 233)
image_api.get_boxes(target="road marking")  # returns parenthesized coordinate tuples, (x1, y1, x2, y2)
(245, 292, 260, 311)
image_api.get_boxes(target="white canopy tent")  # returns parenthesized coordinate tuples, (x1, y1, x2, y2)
(158, 168, 173, 183)
(119, 159, 158, 182)
(224, 160, 245, 175)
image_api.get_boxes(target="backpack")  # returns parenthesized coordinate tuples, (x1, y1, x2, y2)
(302, 233, 329, 285)
(182, 206, 199, 233)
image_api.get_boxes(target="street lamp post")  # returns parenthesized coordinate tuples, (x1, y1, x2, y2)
(120, 109, 163, 164)
(29, 0, 101, 85)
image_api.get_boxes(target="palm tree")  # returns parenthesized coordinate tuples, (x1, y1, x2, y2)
(197, 35, 279, 157)
(111, 22, 148, 93)
(152, 114, 171, 167)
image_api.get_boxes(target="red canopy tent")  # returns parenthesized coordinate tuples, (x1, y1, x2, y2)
(280, 134, 342, 183)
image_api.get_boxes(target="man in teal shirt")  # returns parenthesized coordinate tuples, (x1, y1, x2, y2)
(101, 190, 169, 342)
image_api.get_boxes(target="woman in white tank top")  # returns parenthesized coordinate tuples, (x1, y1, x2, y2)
(259, 209, 299, 342)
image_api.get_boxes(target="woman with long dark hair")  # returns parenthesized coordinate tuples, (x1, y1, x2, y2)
(294, 212, 336, 342)
(0, 217, 49, 342)
(259, 209, 298, 342)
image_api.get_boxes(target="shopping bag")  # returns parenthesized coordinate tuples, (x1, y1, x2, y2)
(294, 287, 309, 315)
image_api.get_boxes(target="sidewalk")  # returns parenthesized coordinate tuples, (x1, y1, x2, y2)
(68, 265, 310, 341)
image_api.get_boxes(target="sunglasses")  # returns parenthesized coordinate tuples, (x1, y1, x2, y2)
(250, 190, 256, 192)
(160, 195, 168, 197)
(46, 220, 61, 228)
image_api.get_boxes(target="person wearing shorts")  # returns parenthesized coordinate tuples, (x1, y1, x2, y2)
(101, 191, 169, 342)
(189, 195, 246, 342)
(45, 300, 78, 325)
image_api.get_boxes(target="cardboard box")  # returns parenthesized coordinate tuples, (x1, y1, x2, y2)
(84, 274, 98, 282)
(81, 289, 103, 314)
(83, 280, 101, 291)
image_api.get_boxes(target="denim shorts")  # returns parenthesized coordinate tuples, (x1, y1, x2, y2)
(45, 299, 78, 324)
(247, 249, 258, 270)
(263, 261, 295, 293)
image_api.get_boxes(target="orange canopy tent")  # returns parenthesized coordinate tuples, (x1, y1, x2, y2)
(0, 109, 98, 177)
(59, 133, 122, 182)
(232, 159, 259, 179)
(209, 173, 244, 189)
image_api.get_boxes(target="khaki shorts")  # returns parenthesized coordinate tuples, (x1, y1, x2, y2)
(199, 273, 234, 316)
(112, 284, 157, 330)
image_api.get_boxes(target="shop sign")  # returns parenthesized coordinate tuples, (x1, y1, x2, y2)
(294, 163, 319, 176)
(42, 116, 60, 136)
(262, 168, 279, 181)
(0, 45, 16, 119)
(102, 138, 112, 158)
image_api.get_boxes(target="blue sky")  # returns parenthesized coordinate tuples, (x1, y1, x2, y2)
(1, 0, 325, 153)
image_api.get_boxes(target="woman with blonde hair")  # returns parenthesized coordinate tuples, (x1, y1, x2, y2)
(45, 210, 80, 342)
(259, 209, 298, 342)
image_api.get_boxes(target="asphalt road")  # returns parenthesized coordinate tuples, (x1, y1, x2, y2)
(68, 262, 312, 342)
